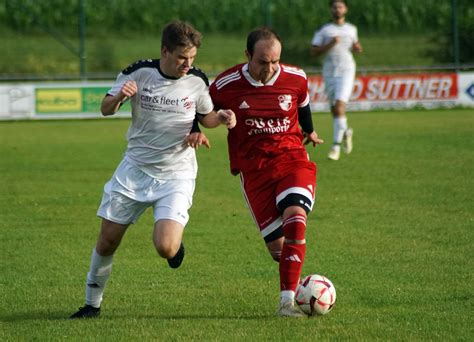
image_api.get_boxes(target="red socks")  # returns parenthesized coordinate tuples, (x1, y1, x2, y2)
(279, 214, 307, 292)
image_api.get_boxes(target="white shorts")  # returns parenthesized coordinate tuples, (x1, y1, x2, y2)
(324, 72, 355, 105)
(97, 159, 195, 226)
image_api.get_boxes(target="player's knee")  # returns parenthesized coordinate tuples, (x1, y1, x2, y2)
(96, 236, 120, 256)
(153, 239, 179, 259)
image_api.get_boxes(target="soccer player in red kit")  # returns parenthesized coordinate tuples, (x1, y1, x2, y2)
(209, 27, 324, 317)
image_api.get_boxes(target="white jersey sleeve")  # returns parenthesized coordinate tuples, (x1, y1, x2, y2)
(108, 72, 133, 96)
(311, 28, 324, 47)
(190, 68, 214, 115)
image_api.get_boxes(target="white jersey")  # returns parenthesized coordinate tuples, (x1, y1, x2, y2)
(107, 59, 214, 179)
(311, 22, 358, 77)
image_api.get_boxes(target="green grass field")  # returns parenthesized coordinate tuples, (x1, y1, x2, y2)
(1, 109, 473, 340)
(0, 29, 437, 77)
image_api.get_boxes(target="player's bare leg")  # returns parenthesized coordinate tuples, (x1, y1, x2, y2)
(153, 219, 185, 268)
(329, 100, 352, 160)
(275, 206, 308, 317)
(70, 219, 128, 319)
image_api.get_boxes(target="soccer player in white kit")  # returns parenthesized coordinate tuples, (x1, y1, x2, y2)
(311, 0, 362, 161)
(70, 21, 236, 319)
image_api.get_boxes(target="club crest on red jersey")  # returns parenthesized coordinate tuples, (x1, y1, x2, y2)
(278, 95, 292, 111)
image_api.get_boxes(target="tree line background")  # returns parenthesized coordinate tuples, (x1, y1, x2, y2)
(1, 0, 473, 79)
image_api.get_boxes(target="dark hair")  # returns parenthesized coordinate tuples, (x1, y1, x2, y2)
(246, 27, 282, 57)
(161, 21, 202, 52)
(329, 0, 347, 5)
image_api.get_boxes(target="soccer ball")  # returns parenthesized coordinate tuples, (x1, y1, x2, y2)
(295, 274, 336, 316)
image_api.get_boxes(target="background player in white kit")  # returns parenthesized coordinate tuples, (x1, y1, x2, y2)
(70, 21, 236, 319)
(311, 0, 362, 161)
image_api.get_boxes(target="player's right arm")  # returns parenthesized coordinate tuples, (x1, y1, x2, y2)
(311, 36, 340, 57)
(352, 41, 363, 53)
(101, 80, 138, 116)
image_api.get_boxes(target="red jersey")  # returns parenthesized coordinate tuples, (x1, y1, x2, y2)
(210, 63, 310, 175)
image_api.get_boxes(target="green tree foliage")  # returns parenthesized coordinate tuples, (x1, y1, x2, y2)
(429, 0, 474, 64)
(1, 0, 472, 70)
(0, 0, 460, 35)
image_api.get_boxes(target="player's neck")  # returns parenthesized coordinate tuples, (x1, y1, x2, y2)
(333, 17, 345, 26)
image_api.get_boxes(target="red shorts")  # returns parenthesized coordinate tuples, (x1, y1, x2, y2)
(239, 154, 317, 240)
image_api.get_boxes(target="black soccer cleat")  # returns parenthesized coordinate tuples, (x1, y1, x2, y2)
(70, 305, 101, 319)
(167, 243, 185, 269)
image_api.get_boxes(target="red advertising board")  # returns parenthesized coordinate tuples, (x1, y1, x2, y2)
(308, 73, 459, 111)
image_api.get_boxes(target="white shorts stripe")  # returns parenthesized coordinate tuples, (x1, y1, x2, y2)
(239, 173, 259, 232)
(240, 173, 283, 239)
(276, 186, 314, 210)
(260, 217, 284, 238)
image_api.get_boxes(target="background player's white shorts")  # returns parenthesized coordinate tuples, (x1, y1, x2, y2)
(324, 71, 355, 105)
(97, 159, 195, 226)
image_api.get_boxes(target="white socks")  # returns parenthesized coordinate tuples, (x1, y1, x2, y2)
(333, 117, 348, 146)
(280, 290, 295, 303)
(85, 249, 113, 308)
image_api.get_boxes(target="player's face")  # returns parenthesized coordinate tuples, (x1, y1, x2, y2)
(331, 1, 347, 20)
(161, 45, 197, 78)
(246, 38, 281, 84)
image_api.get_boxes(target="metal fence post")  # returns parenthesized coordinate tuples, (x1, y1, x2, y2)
(451, 0, 460, 69)
(79, 0, 86, 80)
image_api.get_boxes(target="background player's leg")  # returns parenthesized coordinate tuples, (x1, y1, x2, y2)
(329, 100, 347, 160)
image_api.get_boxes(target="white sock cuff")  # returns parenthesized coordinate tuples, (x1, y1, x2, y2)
(280, 290, 295, 301)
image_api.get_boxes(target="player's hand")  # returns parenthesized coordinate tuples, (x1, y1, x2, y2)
(120, 80, 138, 101)
(353, 42, 363, 53)
(303, 131, 324, 147)
(332, 36, 341, 45)
(218, 109, 237, 129)
(185, 132, 211, 149)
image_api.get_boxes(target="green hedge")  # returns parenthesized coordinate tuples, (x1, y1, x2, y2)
(2, 0, 471, 36)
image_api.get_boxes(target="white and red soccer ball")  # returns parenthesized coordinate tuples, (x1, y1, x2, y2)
(295, 274, 337, 316)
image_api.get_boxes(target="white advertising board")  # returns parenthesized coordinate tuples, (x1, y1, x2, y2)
(0, 72, 472, 120)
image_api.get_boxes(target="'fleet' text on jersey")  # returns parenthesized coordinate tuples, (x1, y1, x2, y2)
(107, 59, 213, 179)
(210, 63, 310, 175)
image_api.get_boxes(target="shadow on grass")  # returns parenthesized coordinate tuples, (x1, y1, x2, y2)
(1, 310, 274, 322)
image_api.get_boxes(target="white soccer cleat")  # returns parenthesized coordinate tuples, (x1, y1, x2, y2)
(276, 299, 307, 318)
(328, 146, 340, 161)
(343, 128, 353, 154)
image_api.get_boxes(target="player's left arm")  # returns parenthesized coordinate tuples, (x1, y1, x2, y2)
(298, 104, 324, 147)
(186, 115, 210, 149)
(198, 109, 236, 129)
(185, 109, 236, 149)
(185, 83, 236, 149)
